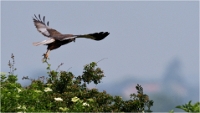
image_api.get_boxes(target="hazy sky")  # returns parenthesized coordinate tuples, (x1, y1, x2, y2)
(1, 1, 199, 88)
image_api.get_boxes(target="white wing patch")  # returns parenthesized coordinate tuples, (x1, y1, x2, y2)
(33, 38, 55, 46)
(38, 27, 50, 36)
(34, 22, 50, 36)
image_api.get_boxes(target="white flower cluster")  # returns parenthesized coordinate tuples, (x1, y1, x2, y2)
(83, 102, 89, 106)
(71, 96, 80, 102)
(44, 87, 52, 92)
(54, 97, 63, 101)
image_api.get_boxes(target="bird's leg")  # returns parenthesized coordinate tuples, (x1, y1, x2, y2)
(43, 49, 50, 59)
(45, 49, 50, 59)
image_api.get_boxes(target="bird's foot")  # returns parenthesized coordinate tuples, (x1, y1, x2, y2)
(43, 53, 48, 59)
(42, 53, 49, 61)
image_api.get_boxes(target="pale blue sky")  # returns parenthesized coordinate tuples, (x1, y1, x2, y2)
(1, 1, 198, 88)
(1, 1, 199, 111)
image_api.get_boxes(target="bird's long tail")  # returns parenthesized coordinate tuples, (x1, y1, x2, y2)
(75, 32, 110, 41)
(33, 38, 55, 46)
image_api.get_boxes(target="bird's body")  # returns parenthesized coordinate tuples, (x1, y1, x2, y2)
(32, 14, 110, 59)
(46, 39, 73, 50)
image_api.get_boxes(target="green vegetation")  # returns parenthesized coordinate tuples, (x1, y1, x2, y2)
(169, 101, 200, 113)
(1, 54, 153, 112)
(176, 101, 200, 112)
(1, 54, 199, 112)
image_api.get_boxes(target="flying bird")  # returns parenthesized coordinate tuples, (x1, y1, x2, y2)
(32, 14, 110, 59)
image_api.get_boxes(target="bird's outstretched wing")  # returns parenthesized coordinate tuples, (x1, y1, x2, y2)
(76, 32, 110, 41)
(33, 14, 62, 38)
(33, 38, 55, 46)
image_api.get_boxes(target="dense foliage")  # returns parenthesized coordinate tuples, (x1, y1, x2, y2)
(1, 54, 199, 112)
(1, 54, 153, 112)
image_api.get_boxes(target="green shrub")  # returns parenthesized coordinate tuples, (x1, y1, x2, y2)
(1, 54, 154, 112)
(176, 101, 200, 112)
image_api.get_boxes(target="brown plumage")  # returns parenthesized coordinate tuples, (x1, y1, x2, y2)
(32, 14, 110, 59)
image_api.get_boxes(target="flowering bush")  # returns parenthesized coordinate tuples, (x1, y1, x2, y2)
(1, 54, 154, 112)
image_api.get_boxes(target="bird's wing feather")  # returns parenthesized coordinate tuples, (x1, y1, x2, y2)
(33, 38, 55, 46)
(33, 14, 62, 38)
(76, 32, 110, 41)
(59, 34, 76, 40)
